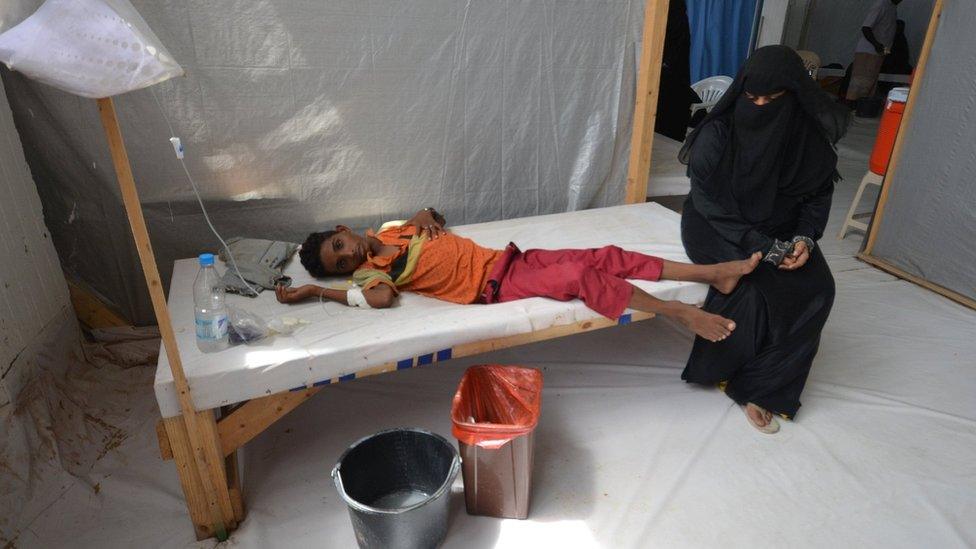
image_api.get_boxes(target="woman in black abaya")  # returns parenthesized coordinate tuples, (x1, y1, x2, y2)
(678, 46, 851, 433)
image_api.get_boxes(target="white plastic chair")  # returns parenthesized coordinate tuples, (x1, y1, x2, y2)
(690, 75, 733, 117)
(837, 170, 884, 239)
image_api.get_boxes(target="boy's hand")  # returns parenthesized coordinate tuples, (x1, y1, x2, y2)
(420, 219, 445, 240)
(429, 209, 446, 226)
(275, 284, 320, 303)
(409, 209, 446, 239)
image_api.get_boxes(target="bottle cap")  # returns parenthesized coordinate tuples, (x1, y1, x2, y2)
(198, 253, 215, 266)
(888, 87, 909, 103)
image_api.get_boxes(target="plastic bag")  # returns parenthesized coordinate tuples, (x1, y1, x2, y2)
(227, 307, 309, 345)
(227, 307, 270, 345)
(267, 316, 308, 336)
(451, 365, 543, 449)
(0, 0, 183, 98)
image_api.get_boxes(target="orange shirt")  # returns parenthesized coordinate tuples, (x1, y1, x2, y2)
(353, 225, 501, 305)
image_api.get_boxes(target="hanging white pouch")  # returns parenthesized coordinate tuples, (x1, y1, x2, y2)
(0, 0, 183, 98)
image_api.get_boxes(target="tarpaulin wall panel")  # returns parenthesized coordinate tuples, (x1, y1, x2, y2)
(1, 0, 644, 325)
(867, 0, 975, 303)
(0, 75, 73, 410)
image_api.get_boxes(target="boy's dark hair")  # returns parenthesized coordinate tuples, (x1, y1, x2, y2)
(299, 230, 337, 277)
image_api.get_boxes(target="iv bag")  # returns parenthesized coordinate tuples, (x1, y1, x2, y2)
(0, 0, 183, 98)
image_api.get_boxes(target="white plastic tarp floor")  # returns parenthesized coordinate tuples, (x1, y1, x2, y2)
(15, 118, 976, 548)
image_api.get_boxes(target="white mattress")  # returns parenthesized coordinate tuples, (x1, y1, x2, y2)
(154, 202, 707, 417)
(648, 134, 690, 197)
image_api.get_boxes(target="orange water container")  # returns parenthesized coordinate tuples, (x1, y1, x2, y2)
(869, 87, 910, 175)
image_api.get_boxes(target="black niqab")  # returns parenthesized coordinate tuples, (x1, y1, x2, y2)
(679, 46, 851, 223)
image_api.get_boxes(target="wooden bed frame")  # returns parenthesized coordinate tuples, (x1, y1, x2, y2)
(153, 310, 654, 538)
(97, 0, 672, 539)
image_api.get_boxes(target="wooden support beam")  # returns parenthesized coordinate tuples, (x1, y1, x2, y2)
(66, 278, 129, 329)
(217, 388, 321, 457)
(857, 253, 976, 311)
(218, 405, 245, 523)
(862, 0, 944, 254)
(452, 311, 655, 356)
(163, 412, 238, 539)
(156, 420, 173, 460)
(163, 414, 232, 540)
(226, 451, 246, 523)
(624, 0, 671, 204)
(195, 408, 238, 525)
(97, 97, 231, 540)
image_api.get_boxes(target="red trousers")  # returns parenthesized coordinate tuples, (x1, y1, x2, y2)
(486, 245, 664, 320)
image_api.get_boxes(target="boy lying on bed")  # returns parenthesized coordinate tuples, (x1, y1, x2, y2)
(276, 208, 760, 342)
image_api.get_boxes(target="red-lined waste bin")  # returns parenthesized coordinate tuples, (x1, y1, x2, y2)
(451, 365, 543, 519)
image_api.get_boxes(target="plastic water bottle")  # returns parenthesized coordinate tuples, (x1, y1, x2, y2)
(193, 253, 229, 352)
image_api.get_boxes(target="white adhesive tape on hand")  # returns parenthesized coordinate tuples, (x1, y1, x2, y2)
(346, 287, 371, 308)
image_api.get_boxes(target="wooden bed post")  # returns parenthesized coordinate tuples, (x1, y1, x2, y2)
(96, 97, 237, 540)
(624, 0, 671, 204)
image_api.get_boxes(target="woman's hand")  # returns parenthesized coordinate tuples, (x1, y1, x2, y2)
(779, 241, 810, 271)
(275, 284, 321, 303)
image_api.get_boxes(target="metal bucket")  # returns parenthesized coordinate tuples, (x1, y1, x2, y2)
(332, 428, 460, 549)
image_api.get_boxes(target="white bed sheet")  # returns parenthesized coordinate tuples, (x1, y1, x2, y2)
(648, 134, 690, 197)
(154, 203, 707, 418)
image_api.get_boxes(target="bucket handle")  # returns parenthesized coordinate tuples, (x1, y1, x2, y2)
(331, 464, 346, 496)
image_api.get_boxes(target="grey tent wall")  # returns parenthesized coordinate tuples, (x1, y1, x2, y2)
(2, 1, 647, 325)
(861, 0, 975, 308)
(0, 73, 75, 413)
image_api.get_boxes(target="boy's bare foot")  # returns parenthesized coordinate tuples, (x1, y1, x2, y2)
(673, 305, 736, 342)
(743, 402, 780, 434)
(711, 252, 761, 294)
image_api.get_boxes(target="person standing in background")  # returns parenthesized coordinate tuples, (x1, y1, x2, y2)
(654, 0, 698, 141)
(880, 19, 913, 75)
(846, 0, 902, 104)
